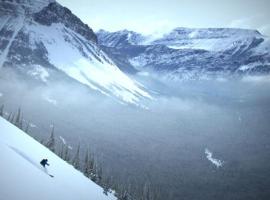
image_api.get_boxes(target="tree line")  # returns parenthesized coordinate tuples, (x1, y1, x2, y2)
(0, 104, 158, 200)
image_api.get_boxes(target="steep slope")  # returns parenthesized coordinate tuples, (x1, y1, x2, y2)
(97, 28, 270, 79)
(0, 117, 116, 200)
(0, 0, 151, 104)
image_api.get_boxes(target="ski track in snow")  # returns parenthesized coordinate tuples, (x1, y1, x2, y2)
(8, 145, 46, 173)
(205, 148, 224, 168)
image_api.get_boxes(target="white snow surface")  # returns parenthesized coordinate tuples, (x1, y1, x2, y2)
(167, 38, 224, 51)
(205, 148, 224, 168)
(156, 28, 264, 52)
(26, 23, 151, 105)
(166, 36, 259, 52)
(128, 28, 266, 52)
(0, 117, 116, 200)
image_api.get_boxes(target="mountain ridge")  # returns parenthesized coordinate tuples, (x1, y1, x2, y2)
(96, 27, 270, 79)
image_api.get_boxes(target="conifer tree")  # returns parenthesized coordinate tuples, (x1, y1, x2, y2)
(45, 125, 56, 152)
(142, 182, 153, 200)
(24, 121, 30, 133)
(72, 143, 81, 170)
(58, 143, 64, 159)
(63, 145, 71, 162)
(15, 108, 21, 128)
(7, 112, 12, 121)
(97, 165, 103, 184)
(10, 113, 15, 124)
(83, 149, 90, 176)
(0, 104, 4, 117)
(19, 113, 24, 130)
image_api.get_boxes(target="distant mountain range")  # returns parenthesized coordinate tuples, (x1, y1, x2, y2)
(97, 28, 270, 80)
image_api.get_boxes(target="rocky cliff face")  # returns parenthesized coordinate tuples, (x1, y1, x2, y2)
(33, 2, 97, 43)
(97, 28, 270, 79)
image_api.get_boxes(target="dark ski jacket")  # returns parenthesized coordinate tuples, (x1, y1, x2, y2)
(40, 159, 50, 167)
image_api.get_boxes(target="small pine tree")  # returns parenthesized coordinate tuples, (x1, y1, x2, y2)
(19, 113, 24, 130)
(63, 145, 71, 162)
(39, 138, 44, 145)
(142, 182, 153, 200)
(97, 165, 103, 184)
(7, 112, 12, 121)
(58, 143, 64, 159)
(90, 161, 98, 182)
(83, 149, 90, 176)
(72, 143, 80, 170)
(0, 104, 4, 117)
(24, 121, 30, 133)
(15, 108, 22, 128)
(102, 175, 114, 196)
(45, 125, 56, 152)
(10, 113, 15, 124)
(88, 154, 95, 172)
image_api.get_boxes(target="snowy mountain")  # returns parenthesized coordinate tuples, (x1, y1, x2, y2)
(97, 28, 270, 80)
(0, 0, 151, 104)
(0, 117, 116, 200)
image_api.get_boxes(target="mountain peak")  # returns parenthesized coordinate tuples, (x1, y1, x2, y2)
(1, 0, 56, 13)
(33, 2, 97, 43)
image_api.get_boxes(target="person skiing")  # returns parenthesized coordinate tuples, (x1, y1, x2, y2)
(40, 158, 50, 167)
(40, 158, 54, 178)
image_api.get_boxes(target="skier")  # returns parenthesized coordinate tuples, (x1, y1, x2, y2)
(40, 158, 54, 177)
(40, 158, 50, 167)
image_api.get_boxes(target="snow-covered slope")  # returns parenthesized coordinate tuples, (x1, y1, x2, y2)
(97, 29, 144, 48)
(0, 117, 116, 200)
(150, 28, 264, 51)
(0, 0, 151, 104)
(97, 28, 270, 79)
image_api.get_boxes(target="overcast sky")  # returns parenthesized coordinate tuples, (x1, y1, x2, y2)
(58, 0, 270, 36)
